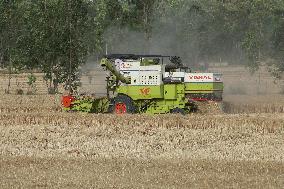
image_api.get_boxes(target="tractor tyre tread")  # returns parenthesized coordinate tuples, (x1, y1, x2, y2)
(110, 95, 136, 114)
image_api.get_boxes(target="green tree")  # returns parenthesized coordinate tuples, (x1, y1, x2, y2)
(0, 0, 24, 93)
(12, 0, 92, 93)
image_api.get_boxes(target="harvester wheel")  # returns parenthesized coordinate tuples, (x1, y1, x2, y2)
(170, 108, 186, 115)
(110, 95, 136, 114)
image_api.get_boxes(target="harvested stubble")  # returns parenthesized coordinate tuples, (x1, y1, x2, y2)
(0, 94, 62, 113)
(0, 113, 284, 161)
(3, 94, 284, 114)
(1, 95, 284, 188)
(223, 94, 284, 114)
(223, 101, 284, 114)
(0, 94, 61, 105)
(194, 101, 224, 114)
(0, 156, 283, 189)
(0, 112, 283, 131)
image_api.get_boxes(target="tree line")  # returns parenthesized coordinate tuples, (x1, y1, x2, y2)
(0, 0, 284, 92)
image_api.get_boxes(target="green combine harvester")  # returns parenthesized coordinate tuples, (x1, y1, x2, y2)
(61, 54, 223, 114)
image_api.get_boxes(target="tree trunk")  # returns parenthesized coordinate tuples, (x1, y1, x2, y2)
(68, 0, 73, 94)
(0, 52, 3, 69)
(143, 3, 150, 54)
(7, 54, 11, 94)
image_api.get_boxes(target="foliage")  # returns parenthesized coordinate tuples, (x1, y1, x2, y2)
(1, 0, 284, 90)
(27, 74, 36, 86)
(27, 73, 37, 94)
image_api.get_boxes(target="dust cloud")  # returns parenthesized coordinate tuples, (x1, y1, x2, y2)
(80, 3, 283, 100)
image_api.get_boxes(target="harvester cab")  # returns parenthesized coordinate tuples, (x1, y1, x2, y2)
(61, 54, 224, 114)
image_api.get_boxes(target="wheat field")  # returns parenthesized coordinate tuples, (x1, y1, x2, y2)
(0, 94, 284, 188)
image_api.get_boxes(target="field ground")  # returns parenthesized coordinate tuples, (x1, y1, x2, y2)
(0, 94, 284, 188)
(223, 94, 284, 114)
(1, 157, 283, 188)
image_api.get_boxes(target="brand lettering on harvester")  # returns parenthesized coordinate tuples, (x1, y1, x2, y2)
(140, 88, 150, 95)
(189, 75, 212, 80)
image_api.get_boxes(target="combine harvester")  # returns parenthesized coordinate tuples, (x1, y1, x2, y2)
(62, 54, 223, 114)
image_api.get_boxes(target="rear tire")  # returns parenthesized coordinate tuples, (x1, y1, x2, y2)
(170, 108, 186, 115)
(109, 95, 136, 114)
